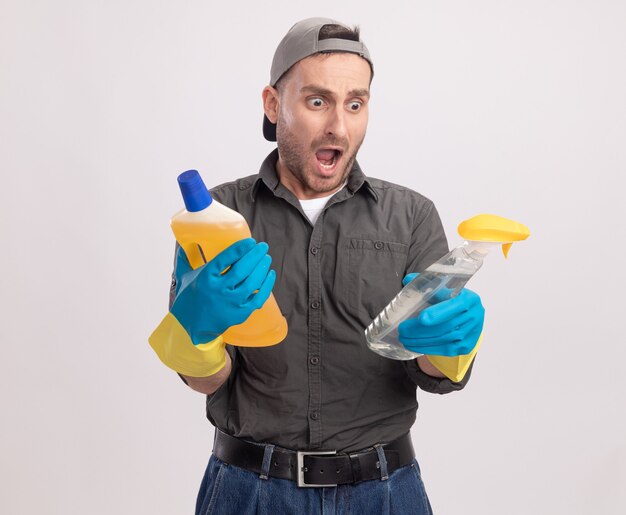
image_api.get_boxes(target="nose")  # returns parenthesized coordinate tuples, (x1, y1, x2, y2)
(324, 106, 348, 139)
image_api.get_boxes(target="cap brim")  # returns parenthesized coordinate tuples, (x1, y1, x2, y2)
(263, 114, 277, 142)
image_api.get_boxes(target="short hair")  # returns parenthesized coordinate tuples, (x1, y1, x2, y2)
(318, 23, 360, 42)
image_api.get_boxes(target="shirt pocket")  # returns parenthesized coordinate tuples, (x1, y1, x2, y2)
(346, 238, 409, 323)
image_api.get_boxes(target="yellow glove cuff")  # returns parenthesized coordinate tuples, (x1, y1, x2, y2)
(148, 312, 226, 377)
(425, 333, 483, 382)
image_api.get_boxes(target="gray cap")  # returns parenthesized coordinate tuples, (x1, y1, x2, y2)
(263, 17, 373, 141)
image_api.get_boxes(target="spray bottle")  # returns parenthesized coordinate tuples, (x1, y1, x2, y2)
(171, 169, 288, 347)
(365, 214, 529, 378)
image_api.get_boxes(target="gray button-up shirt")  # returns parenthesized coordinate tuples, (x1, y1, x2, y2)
(171, 149, 473, 452)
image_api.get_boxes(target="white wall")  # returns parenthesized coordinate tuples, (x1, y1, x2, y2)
(1, 1, 624, 513)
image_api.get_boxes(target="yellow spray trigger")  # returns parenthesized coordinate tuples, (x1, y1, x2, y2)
(458, 214, 530, 258)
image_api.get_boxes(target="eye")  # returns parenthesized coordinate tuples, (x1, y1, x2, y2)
(348, 101, 362, 112)
(307, 97, 325, 108)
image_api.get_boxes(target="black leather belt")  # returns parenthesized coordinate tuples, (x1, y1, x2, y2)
(213, 429, 415, 487)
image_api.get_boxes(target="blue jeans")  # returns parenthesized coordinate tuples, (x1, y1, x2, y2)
(195, 454, 433, 515)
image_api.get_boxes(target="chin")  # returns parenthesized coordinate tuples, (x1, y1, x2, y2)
(312, 177, 343, 194)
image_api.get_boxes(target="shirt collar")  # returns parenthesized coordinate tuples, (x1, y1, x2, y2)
(252, 148, 379, 202)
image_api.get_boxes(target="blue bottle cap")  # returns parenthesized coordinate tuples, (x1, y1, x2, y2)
(177, 170, 213, 212)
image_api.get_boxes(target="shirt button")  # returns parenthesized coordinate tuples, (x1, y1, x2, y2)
(311, 300, 320, 309)
(310, 356, 320, 365)
(310, 247, 319, 255)
(310, 411, 320, 420)
(374, 241, 384, 250)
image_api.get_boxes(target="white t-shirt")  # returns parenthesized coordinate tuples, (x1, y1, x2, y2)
(299, 185, 346, 225)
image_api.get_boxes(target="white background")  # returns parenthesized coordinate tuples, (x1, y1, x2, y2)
(1, 1, 625, 513)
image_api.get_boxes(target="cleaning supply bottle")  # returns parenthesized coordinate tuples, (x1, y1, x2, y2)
(365, 214, 529, 365)
(171, 169, 288, 347)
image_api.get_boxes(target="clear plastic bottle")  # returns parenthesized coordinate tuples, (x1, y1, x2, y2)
(365, 214, 530, 361)
(171, 169, 288, 347)
(365, 241, 497, 360)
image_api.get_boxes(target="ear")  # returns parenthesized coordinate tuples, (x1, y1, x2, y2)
(262, 86, 279, 124)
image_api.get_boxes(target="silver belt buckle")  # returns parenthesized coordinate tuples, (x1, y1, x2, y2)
(296, 450, 337, 487)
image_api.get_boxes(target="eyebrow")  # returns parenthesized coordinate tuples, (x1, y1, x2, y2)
(300, 85, 370, 99)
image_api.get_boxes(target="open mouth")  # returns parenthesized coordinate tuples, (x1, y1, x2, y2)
(315, 148, 343, 170)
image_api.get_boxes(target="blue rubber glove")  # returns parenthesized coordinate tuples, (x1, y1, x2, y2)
(398, 273, 485, 357)
(171, 238, 276, 345)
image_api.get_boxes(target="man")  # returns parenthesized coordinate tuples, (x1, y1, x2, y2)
(150, 17, 484, 514)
